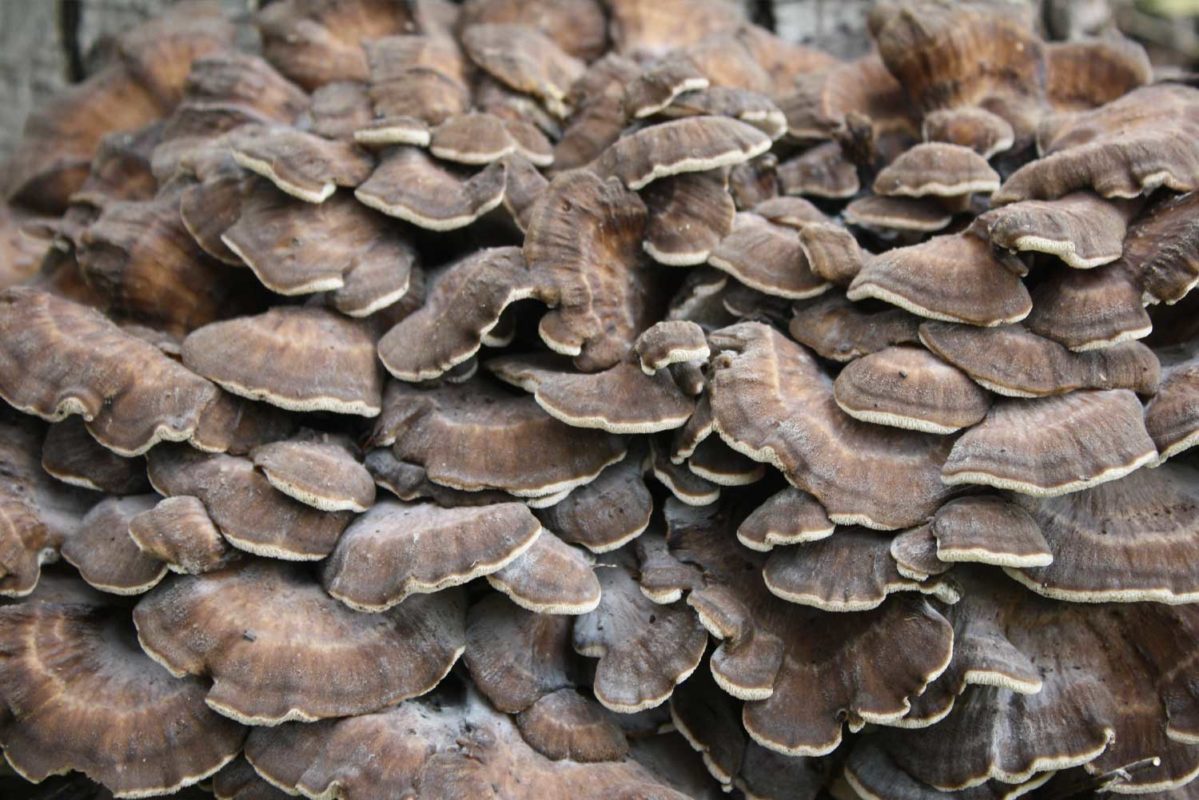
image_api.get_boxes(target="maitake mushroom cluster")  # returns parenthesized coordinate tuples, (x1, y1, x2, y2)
(2, 0, 1199, 798)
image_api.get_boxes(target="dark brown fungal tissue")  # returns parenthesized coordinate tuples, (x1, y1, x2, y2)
(1, 0, 1199, 798)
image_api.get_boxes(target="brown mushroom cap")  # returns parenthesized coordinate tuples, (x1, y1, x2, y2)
(0, 598, 245, 797)
(708, 213, 830, 300)
(134, 559, 466, 725)
(845, 737, 1052, 800)
(61, 494, 166, 595)
(972, 192, 1131, 270)
(462, 23, 585, 118)
(212, 756, 292, 800)
(943, 389, 1157, 497)
(1120, 190, 1199, 307)
(889, 524, 953, 582)
(922, 106, 1016, 159)
(930, 495, 1051, 568)
(624, 58, 711, 120)
(661, 87, 787, 140)
(1005, 463, 1199, 603)
(573, 554, 708, 713)
(536, 451, 653, 553)
(321, 500, 541, 611)
(1145, 346, 1199, 463)
(428, 111, 552, 166)
(1024, 262, 1151, 352)
(355, 146, 507, 230)
(874, 143, 1000, 199)
(40, 418, 150, 495)
(188, 390, 298, 457)
(995, 84, 1199, 204)
(230, 127, 373, 204)
(736, 488, 833, 552)
(182, 306, 382, 417)
(128, 495, 237, 575)
(641, 171, 736, 267)
(0, 288, 218, 456)
(790, 293, 922, 363)
(708, 323, 952, 529)
(797, 222, 865, 288)
(364, 448, 517, 508)
(848, 233, 1033, 327)
(376, 379, 627, 499)
(833, 346, 992, 434)
(516, 688, 630, 763)
(594, 116, 772, 191)
(487, 529, 602, 615)
(920, 322, 1161, 398)
(460, 0, 607, 61)
(147, 445, 351, 561)
(845, 195, 956, 234)
(777, 142, 860, 200)
(635, 320, 711, 375)
(651, 442, 722, 507)
(488, 354, 695, 434)
(687, 437, 767, 487)
(250, 438, 375, 513)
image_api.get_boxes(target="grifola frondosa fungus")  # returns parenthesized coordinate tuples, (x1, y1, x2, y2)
(6, 0, 1199, 797)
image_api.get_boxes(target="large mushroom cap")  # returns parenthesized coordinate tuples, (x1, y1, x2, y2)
(594, 117, 772, 191)
(128, 495, 236, 575)
(60, 494, 167, 595)
(41, 417, 151, 495)
(355, 147, 507, 230)
(134, 559, 466, 725)
(250, 437, 375, 513)
(930, 495, 1051, 569)
(873, 143, 1000, 198)
(182, 306, 382, 417)
(972, 192, 1131, 270)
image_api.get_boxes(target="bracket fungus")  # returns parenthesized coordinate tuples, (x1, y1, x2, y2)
(3, 0, 1199, 797)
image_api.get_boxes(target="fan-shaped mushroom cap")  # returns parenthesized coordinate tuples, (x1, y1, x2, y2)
(0, 288, 218, 456)
(844, 738, 1052, 800)
(426, 112, 548, 166)
(574, 554, 708, 713)
(489, 354, 695, 434)
(605, 0, 743, 57)
(594, 117, 772, 191)
(182, 306, 381, 417)
(364, 33, 468, 94)
(61, 494, 166, 595)
(537, 452, 652, 554)
(377, 379, 627, 499)
(752, 196, 828, 229)
(245, 687, 691, 799)
(134, 559, 465, 725)
(708, 213, 830, 300)
(181, 51, 308, 123)
(660, 87, 787, 140)
(930, 495, 1051, 568)
(1025, 262, 1150, 352)
(779, 52, 914, 144)
(996, 84, 1199, 204)
(790, 294, 922, 363)
(364, 448, 517, 508)
(222, 185, 414, 302)
(147, 445, 351, 560)
(213, 756, 291, 800)
(250, 438, 374, 513)
(874, 143, 1000, 199)
(0, 597, 245, 797)
(179, 167, 254, 265)
(848, 233, 1032, 327)
(844, 195, 954, 234)
(517, 688, 630, 762)
(1004, 463, 1199, 603)
(128, 495, 236, 575)
(708, 323, 952, 529)
(736, 488, 833, 552)
(777, 142, 860, 200)
(833, 346, 991, 434)
(624, 59, 710, 120)
(763, 529, 956, 611)
(943, 389, 1157, 496)
(919, 322, 1160, 398)
(321, 500, 540, 611)
(230, 127, 372, 204)
(922, 107, 1015, 159)
(797, 223, 865, 288)
(641, 172, 736, 267)
(41, 418, 150, 495)
(189, 391, 297, 457)
(1120, 190, 1199, 306)
(354, 146, 507, 230)
(889, 524, 952, 582)
(1145, 346, 1199, 463)
(876, 572, 1199, 794)
(460, 0, 607, 61)
(635, 321, 710, 376)
(462, 24, 584, 118)
(651, 443, 722, 507)
(687, 437, 767, 487)
(975, 193, 1132, 270)
(486, 529, 601, 614)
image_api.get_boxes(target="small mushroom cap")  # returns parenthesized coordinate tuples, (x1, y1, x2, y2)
(488, 354, 696, 434)
(641, 171, 736, 266)
(182, 306, 382, 417)
(365, 448, 513, 508)
(708, 323, 953, 529)
(919, 322, 1161, 398)
(231, 127, 373, 203)
(460, 0, 607, 61)
(536, 451, 653, 554)
(61, 494, 167, 595)
(355, 146, 507, 230)
(973, 192, 1132, 270)
(1005, 463, 1199, 603)
(687, 437, 767, 487)
(943, 389, 1158, 497)
(624, 58, 710, 119)
(353, 114, 432, 147)
(128, 495, 236, 575)
(369, 66, 471, 128)
(708, 214, 830, 300)
(147, 445, 351, 561)
(1145, 348, 1199, 462)
(797, 222, 865, 288)
(931, 495, 1051, 568)
(873, 143, 1000, 198)
(188, 390, 297, 457)
(594, 116, 772, 191)
(181, 51, 308, 122)
(889, 524, 952, 582)
(429, 112, 521, 165)
(833, 346, 992, 434)
(661, 87, 787, 140)
(0, 288, 218, 456)
(212, 756, 292, 800)
(635, 320, 710, 375)
(463, 23, 585, 117)
(922, 106, 1015, 159)
(752, 196, 828, 229)
(134, 559, 466, 725)
(1045, 37, 1151, 112)
(180, 167, 254, 265)
(1120, 190, 1199, 306)
(737, 487, 833, 552)
(651, 444, 722, 507)
(777, 142, 860, 200)
(848, 233, 1033, 327)
(517, 688, 629, 763)
(790, 293, 922, 363)
(309, 81, 374, 139)
(41, 418, 150, 495)
(1025, 262, 1151, 352)
(487, 528, 602, 614)
(763, 529, 956, 612)
(845, 194, 956, 234)
(250, 439, 375, 513)
(845, 739, 1052, 800)
(365, 33, 468, 91)
(574, 554, 708, 713)
(0, 600, 245, 797)
(321, 500, 541, 611)
(377, 379, 627, 499)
